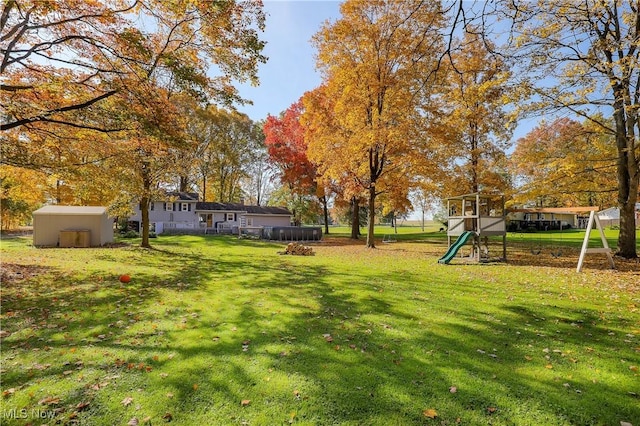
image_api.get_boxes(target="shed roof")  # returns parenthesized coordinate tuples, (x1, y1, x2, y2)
(33, 206, 108, 215)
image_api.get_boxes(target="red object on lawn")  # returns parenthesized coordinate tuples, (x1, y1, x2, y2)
(119, 274, 131, 283)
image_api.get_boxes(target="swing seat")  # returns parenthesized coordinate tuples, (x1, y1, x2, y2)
(382, 235, 397, 243)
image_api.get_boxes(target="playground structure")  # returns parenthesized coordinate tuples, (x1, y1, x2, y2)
(438, 195, 615, 272)
(509, 207, 615, 272)
(439, 193, 507, 264)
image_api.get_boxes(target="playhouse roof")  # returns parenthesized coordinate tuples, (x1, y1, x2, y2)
(445, 192, 504, 201)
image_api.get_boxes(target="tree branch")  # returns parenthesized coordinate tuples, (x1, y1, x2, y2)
(1, 90, 117, 131)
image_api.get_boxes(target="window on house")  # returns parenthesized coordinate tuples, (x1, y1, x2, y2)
(226, 213, 234, 221)
(166, 202, 173, 211)
(181, 203, 189, 212)
(150, 202, 154, 211)
(246, 217, 253, 226)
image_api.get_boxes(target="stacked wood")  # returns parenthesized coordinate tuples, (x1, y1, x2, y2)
(279, 242, 315, 256)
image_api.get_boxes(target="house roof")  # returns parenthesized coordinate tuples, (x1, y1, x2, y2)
(167, 192, 199, 201)
(196, 202, 291, 216)
(33, 206, 108, 215)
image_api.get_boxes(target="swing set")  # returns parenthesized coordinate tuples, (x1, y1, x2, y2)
(525, 224, 564, 257)
(509, 207, 615, 272)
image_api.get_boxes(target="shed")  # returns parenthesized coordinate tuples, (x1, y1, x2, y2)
(32, 206, 114, 247)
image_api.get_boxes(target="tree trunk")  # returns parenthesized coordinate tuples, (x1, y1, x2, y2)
(393, 212, 398, 234)
(179, 176, 189, 192)
(140, 160, 152, 249)
(366, 185, 376, 248)
(470, 123, 479, 193)
(350, 197, 359, 239)
(320, 194, 330, 235)
(613, 90, 638, 258)
(140, 195, 151, 248)
(618, 193, 637, 258)
(56, 179, 62, 204)
(202, 175, 207, 201)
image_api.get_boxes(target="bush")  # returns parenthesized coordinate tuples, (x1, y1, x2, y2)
(120, 230, 139, 238)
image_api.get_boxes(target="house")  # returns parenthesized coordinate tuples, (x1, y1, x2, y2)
(508, 203, 640, 231)
(128, 192, 292, 235)
(33, 206, 114, 247)
(196, 202, 292, 234)
(598, 203, 640, 228)
(507, 209, 579, 231)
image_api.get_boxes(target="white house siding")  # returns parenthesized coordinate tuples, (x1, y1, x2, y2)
(130, 201, 198, 231)
(130, 196, 292, 234)
(129, 201, 197, 222)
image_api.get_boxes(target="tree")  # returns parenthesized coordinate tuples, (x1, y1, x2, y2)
(510, 117, 618, 208)
(241, 136, 276, 207)
(303, 84, 367, 239)
(497, 0, 639, 258)
(2, 0, 267, 248)
(410, 179, 438, 231)
(1, 0, 266, 133)
(309, 0, 446, 248)
(435, 29, 513, 196)
(264, 99, 330, 233)
(187, 105, 264, 203)
(0, 166, 45, 230)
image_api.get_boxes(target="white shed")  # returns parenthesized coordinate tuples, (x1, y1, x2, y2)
(32, 206, 114, 247)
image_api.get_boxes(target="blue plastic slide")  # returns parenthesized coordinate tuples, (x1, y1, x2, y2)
(438, 231, 475, 264)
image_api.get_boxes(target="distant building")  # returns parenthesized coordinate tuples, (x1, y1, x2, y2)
(597, 203, 640, 228)
(128, 192, 292, 235)
(33, 206, 114, 247)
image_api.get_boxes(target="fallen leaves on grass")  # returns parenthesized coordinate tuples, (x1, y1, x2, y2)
(121, 396, 134, 406)
(76, 401, 90, 411)
(241, 399, 251, 406)
(423, 408, 438, 418)
(449, 386, 457, 393)
(38, 396, 60, 405)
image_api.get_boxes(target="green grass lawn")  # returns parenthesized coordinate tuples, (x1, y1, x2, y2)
(1, 233, 638, 425)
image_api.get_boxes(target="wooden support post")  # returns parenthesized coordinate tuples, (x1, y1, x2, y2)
(577, 211, 616, 272)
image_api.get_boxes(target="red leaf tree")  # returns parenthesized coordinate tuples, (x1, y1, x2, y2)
(263, 100, 329, 232)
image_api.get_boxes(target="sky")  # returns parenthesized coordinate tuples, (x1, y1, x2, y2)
(234, 0, 342, 121)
